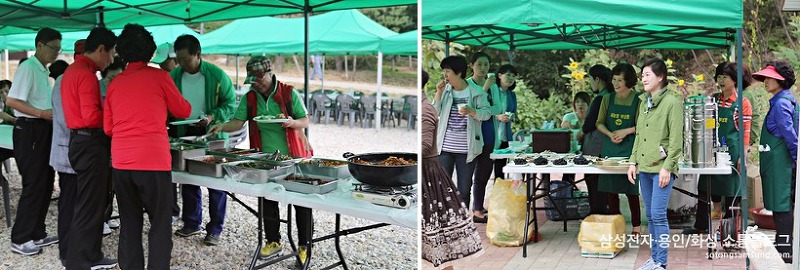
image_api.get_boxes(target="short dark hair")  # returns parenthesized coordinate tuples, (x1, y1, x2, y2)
(101, 56, 127, 78)
(470, 51, 490, 64)
(48, 60, 69, 79)
(84, 27, 117, 53)
(440, 55, 468, 79)
(573, 91, 591, 109)
(174, 34, 201, 55)
(116, 24, 156, 63)
(714, 62, 752, 90)
(589, 64, 613, 90)
(767, 60, 796, 89)
(495, 64, 518, 91)
(642, 58, 669, 88)
(35, 27, 61, 46)
(611, 63, 638, 88)
(422, 70, 429, 88)
(0, 80, 11, 89)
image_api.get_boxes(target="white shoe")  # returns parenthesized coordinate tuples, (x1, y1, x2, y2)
(102, 223, 111, 236)
(637, 258, 655, 270)
(107, 219, 119, 229)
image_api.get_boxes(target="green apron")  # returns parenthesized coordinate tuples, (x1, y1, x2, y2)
(760, 97, 797, 212)
(699, 95, 743, 196)
(598, 92, 640, 195)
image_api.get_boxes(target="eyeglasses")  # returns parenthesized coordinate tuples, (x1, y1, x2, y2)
(43, 43, 62, 53)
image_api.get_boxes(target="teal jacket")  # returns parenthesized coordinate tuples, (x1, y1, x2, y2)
(435, 83, 491, 163)
(169, 60, 236, 134)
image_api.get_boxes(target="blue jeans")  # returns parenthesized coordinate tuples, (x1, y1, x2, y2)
(639, 172, 674, 267)
(438, 152, 477, 207)
(181, 185, 227, 236)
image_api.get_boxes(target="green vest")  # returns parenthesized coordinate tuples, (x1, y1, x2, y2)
(598, 91, 640, 195)
(760, 96, 799, 212)
(699, 94, 743, 196)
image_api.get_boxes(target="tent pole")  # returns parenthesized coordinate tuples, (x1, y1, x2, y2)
(4, 49, 8, 80)
(445, 31, 450, 56)
(375, 52, 383, 130)
(303, 1, 310, 137)
(509, 34, 515, 65)
(321, 55, 324, 92)
(235, 55, 239, 88)
(345, 54, 349, 79)
(735, 28, 752, 270)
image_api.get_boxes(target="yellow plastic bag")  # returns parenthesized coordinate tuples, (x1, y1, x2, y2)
(486, 178, 532, 247)
(577, 214, 626, 253)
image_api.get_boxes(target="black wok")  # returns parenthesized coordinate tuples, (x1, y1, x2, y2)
(342, 152, 417, 187)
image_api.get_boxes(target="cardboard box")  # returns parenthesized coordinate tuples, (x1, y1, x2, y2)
(746, 164, 764, 219)
(580, 248, 621, 259)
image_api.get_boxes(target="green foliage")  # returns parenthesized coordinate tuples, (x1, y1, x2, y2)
(512, 80, 571, 132)
(360, 6, 417, 33)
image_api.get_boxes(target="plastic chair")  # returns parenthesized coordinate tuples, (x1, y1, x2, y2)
(405, 96, 418, 130)
(226, 122, 249, 147)
(381, 99, 396, 128)
(360, 95, 377, 128)
(336, 94, 359, 128)
(312, 94, 333, 124)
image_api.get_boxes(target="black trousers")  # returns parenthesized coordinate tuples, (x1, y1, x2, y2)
(113, 169, 173, 270)
(262, 199, 313, 245)
(472, 142, 509, 211)
(66, 129, 110, 269)
(692, 190, 740, 230)
(57, 172, 77, 260)
(104, 169, 114, 221)
(10, 117, 55, 244)
(172, 183, 180, 217)
(774, 168, 797, 261)
(584, 174, 607, 215)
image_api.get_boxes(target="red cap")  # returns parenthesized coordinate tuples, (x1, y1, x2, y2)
(74, 39, 86, 54)
(752, 65, 785, 82)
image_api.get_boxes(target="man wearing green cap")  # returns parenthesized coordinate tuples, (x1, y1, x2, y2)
(209, 56, 312, 266)
(170, 34, 236, 246)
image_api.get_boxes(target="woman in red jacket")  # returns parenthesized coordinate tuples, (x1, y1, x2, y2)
(103, 23, 191, 270)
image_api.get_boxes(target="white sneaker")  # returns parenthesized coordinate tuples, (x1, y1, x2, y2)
(637, 258, 655, 270)
(11, 240, 41, 256)
(107, 219, 119, 229)
(102, 223, 111, 236)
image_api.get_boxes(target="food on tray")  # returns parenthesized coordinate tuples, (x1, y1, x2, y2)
(300, 159, 347, 167)
(352, 156, 417, 166)
(235, 162, 278, 170)
(253, 114, 287, 121)
(552, 158, 568, 166)
(285, 174, 331, 185)
(572, 156, 591, 165)
(227, 149, 259, 155)
(263, 154, 293, 161)
(199, 156, 234, 164)
(532, 156, 549, 166)
(513, 158, 527, 165)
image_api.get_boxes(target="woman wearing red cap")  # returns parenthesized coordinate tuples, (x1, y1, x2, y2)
(752, 60, 797, 263)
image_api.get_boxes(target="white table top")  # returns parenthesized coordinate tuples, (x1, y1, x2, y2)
(503, 164, 731, 175)
(171, 172, 417, 229)
(0, 125, 12, 150)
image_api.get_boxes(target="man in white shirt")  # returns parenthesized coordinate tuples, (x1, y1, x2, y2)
(5, 27, 61, 256)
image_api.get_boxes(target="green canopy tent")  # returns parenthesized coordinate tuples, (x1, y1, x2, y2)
(0, 0, 415, 134)
(380, 30, 418, 55)
(422, 1, 767, 266)
(201, 10, 415, 129)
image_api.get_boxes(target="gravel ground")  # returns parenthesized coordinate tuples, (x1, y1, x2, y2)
(0, 123, 419, 269)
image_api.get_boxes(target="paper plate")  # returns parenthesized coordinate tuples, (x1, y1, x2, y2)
(254, 118, 290, 124)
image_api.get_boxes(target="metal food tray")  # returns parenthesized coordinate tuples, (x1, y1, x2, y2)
(185, 155, 240, 178)
(207, 148, 271, 159)
(295, 158, 351, 179)
(270, 173, 339, 194)
(222, 161, 292, 184)
(179, 136, 227, 150)
(170, 143, 207, 172)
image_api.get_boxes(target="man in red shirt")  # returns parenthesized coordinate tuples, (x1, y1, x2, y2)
(105, 23, 191, 269)
(60, 27, 118, 270)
